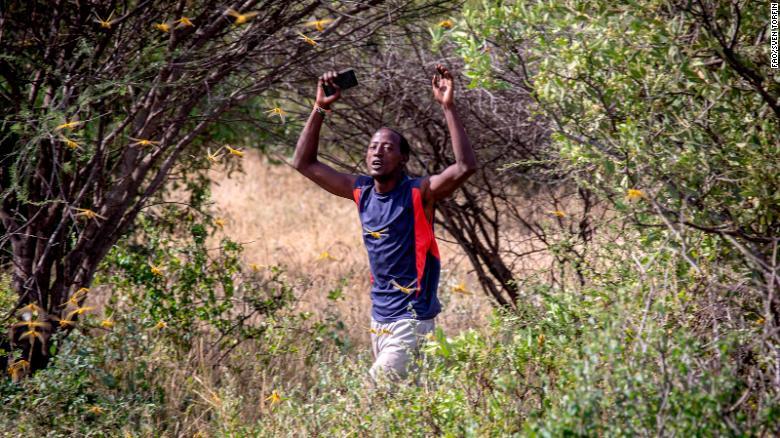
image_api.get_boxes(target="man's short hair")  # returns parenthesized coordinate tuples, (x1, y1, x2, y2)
(380, 127, 410, 157)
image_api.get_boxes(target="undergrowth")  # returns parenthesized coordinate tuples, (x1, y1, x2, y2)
(1, 214, 775, 436)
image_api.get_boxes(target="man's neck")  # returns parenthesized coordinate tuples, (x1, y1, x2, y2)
(374, 172, 404, 194)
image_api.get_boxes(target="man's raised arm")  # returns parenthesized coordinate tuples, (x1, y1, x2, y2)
(292, 71, 357, 200)
(424, 64, 478, 203)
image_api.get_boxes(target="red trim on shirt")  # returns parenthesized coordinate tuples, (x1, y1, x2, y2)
(412, 187, 438, 298)
(352, 188, 361, 209)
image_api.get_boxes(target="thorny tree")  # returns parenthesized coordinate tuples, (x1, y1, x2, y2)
(0, 0, 453, 373)
(470, 0, 780, 322)
(448, 0, 780, 424)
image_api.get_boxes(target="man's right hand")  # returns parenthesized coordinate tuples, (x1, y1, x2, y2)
(316, 71, 341, 109)
(293, 70, 356, 201)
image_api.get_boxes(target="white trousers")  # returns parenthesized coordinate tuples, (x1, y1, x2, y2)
(369, 317, 436, 382)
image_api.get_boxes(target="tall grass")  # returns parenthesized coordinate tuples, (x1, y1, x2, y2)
(1, 155, 775, 436)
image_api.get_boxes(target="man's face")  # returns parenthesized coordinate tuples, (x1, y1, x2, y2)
(366, 129, 407, 178)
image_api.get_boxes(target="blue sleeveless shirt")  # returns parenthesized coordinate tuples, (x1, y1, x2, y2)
(352, 174, 442, 323)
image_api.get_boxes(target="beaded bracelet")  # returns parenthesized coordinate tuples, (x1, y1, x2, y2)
(314, 104, 332, 117)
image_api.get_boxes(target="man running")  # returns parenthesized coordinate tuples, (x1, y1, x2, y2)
(292, 64, 477, 382)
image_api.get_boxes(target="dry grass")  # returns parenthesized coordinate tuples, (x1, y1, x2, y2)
(208, 151, 493, 346)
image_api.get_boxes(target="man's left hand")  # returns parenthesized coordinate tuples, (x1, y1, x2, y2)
(432, 64, 454, 108)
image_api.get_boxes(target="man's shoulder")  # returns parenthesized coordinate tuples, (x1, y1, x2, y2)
(354, 174, 373, 188)
(410, 174, 428, 187)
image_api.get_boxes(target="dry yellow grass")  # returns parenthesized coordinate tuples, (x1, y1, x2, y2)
(208, 150, 493, 345)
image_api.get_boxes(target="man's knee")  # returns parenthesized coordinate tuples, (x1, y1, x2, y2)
(370, 350, 411, 382)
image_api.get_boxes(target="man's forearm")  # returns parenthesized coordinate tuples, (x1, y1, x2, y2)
(442, 104, 477, 170)
(292, 108, 326, 169)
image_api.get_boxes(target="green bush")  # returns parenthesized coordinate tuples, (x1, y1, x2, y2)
(0, 319, 166, 435)
(0, 196, 341, 435)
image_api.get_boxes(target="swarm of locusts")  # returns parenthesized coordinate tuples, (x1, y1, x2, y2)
(54, 8, 336, 164)
(6, 288, 95, 381)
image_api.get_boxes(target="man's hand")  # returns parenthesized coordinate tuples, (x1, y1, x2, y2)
(316, 70, 341, 110)
(431, 64, 454, 108)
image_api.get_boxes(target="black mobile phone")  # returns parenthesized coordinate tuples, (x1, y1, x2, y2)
(322, 69, 358, 96)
